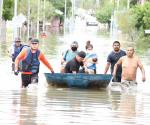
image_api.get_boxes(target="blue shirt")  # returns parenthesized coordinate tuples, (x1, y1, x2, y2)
(85, 53, 97, 70)
(107, 50, 126, 76)
(63, 50, 78, 62)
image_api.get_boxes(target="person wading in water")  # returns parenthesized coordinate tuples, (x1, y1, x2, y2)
(14, 38, 54, 88)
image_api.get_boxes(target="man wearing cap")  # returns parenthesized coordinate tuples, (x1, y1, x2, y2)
(14, 38, 54, 88)
(60, 41, 79, 73)
(64, 51, 86, 73)
(8, 37, 24, 71)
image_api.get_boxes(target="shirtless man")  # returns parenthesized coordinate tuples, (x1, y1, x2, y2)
(113, 47, 146, 84)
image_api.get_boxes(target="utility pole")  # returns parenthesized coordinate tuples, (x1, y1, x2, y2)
(37, 0, 40, 38)
(43, 0, 45, 32)
(96, 0, 99, 7)
(0, 0, 3, 41)
(0, 0, 3, 23)
(14, 0, 18, 39)
(27, 0, 30, 40)
(127, 0, 130, 9)
(117, 0, 120, 10)
(64, 0, 67, 38)
(71, 0, 75, 32)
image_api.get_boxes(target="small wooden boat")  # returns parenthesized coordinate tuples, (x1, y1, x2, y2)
(44, 73, 112, 89)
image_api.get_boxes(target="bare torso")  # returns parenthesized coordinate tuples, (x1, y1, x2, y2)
(121, 56, 139, 81)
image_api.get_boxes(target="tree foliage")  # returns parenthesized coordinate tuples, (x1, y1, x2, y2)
(79, 0, 97, 10)
(17, 0, 72, 23)
(131, 2, 150, 30)
(117, 2, 150, 42)
(2, 0, 14, 20)
(48, 0, 72, 20)
(17, 0, 55, 22)
(96, 2, 113, 24)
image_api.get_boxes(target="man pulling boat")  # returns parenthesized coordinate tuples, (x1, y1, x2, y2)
(113, 46, 146, 86)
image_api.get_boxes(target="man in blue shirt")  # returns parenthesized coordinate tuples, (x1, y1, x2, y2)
(104, 41, 126, 82)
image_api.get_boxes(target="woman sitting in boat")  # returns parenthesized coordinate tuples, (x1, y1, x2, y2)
(84, 44, 98, 74)
(60, 41, 79, 73)
(64, 51, 86, 73)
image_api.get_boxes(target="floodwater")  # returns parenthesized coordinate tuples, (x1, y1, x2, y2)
(0, 24, 150, 125)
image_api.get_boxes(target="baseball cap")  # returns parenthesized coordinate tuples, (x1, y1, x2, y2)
(71, 41, 78, 47)
(78, 51, 86, 58)
(31, 38, 39, 43)
(15, 37, 21, 42)
(28, 37, 32, 41)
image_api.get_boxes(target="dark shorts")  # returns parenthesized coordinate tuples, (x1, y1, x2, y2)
(112, 75, 121, 82)
(12, 62, 15, 71)
(21, 73, 38, 88)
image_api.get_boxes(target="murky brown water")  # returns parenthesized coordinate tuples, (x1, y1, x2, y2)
(0, 25, 150, 125)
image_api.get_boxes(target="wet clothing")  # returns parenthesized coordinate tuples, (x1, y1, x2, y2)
(20, 48, 40, 74)
(21, 73, 38, 88)
(65, 58, 84, 73)
(121, 80, 137, 85)
(107, 50, 126, 82)
(120, 80, 137, 91)
(15, 48, 53, 75)
(15, 48, 53, 87)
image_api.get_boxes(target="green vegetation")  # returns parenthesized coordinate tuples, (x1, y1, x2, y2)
(96, 2, 113, 24)
(131, 3, 150, 30)
(49, 0, 72, 22)
(79, 0, 97, 10)
(117, 2, 150, 47)
(95, 0, 150, 49)
(1, 0, 150, 47)
(117, 10, 137, 41)
(2, 0, 72, 23)
(2, 0, 13, 20)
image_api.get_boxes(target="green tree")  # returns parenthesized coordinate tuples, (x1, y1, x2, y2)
(48, 0, 72, 21)
(117, 10, 137, 41)
(131, 2, 150, 30)
(96, 2, 113, 24)
(2, 0, 13, 20)
(18, 0, 55, 23)
(117, 2, 150, 43)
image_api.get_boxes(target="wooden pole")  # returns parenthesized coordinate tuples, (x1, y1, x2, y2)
(14, 0, 18, 38)
(43, 0, 45, 32)
(64, 0, 67, 38)
(0, 0, 3, 22)
(27, 0, 30, 40)
(127, 0, 130, 9)
(117, 0, 120, 10)
(0, 0, 3, 40)
(36, 0, 40, 38)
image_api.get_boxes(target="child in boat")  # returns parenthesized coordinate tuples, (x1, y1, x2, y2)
(84, 44, 98, 74)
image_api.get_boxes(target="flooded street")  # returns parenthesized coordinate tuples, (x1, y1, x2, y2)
(0, 25, 150, 125)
